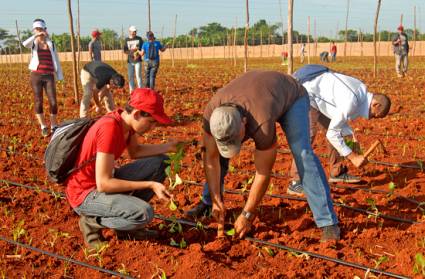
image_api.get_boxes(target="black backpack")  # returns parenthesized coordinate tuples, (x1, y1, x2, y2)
(44, 117, 98, 184)
(148, 42, 158, 60)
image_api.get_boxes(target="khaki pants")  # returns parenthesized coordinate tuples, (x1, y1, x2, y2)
(290, 107, 347, 181)
(395, 54, 408, 75)
(80, 69, 115, 117)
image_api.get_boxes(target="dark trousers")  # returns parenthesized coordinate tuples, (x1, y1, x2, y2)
(144, 60, 160, 89)
(30, 72, 57, 114)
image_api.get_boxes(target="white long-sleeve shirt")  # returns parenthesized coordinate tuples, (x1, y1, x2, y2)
(302, 72, 373, 157)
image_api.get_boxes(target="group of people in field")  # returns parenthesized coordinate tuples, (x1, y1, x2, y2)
(26, 18, 397, 249)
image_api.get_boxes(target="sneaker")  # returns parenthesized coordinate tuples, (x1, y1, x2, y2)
(184, 201, 212, 218)
(328, 173, 361, 184)
(287, 180, 304, 197)
(320, 224, 341, 242)
(116, 229, 158, 240)
(41, 127, 50, 137)
(79, 215, 106, 249)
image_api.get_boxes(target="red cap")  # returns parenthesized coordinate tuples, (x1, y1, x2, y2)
(397, 25, 404, 31)
(129, 88, 172, 124)
(91, 30, 101, 37)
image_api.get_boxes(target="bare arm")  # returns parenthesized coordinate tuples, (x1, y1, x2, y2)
(203, 132, 222, 206)
(88, 43, 94, 60)
(23, 34, 37, 48)
(243, 147, 276, 213)
(95, 152, 171, 199)
(126, 133, 177, 159)
(234, 146, 277, 238)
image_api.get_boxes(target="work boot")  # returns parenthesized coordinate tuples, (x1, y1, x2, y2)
(185, 201, 212, 218)
(116, 229, 158, 240)
(79, 215, 106, 249)
(328, 173, 361, 184)
(286, 180, 304, 197)
(320, 224, 341, 242)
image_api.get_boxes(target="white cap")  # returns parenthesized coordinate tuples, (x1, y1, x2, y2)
(33, 20, 46, 30)
(129, 25, 137, 32)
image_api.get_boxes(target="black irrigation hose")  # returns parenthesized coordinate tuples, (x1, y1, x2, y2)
(0, 179, 64, 197)
(0, 235, 134, 279)
(185, 181, 421, 224)
(0, 179, 413, 279)
(369, 159, 424, 170)
(153, 213, 410, 279)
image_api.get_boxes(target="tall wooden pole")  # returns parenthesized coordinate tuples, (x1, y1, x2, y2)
(67, 0, 79, 103)
(314, 19, 317, 56)
(413, 6, 416, 57)
(233, 18, 237, 67)
(148, 0, 151, 31)
(77, 0, 81, 72)
(373, 0, 382, 78)
(400, 14, 403, 26)
(244, 0, 249, 72)
(344, 0, 350, 58)
(307, 16, 311, 64)
(14, 20, 23, 76)
(287, 0, 294, 74)
(171, 14, 177, 67)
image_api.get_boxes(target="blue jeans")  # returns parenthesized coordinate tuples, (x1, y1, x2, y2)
(127, 62, 142, 92)
(74, 155, 168, 231)
(144, 60, 160, 89)
(200, 95, 338, 228)
(201, 156, 229, 205)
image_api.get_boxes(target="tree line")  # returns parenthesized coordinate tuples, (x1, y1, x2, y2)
(0, 19, 423, 54)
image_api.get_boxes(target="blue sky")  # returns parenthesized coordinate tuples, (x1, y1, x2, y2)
(1, 0, 423, 38)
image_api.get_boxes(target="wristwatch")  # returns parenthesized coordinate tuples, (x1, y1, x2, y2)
(241, 210, 255, 221)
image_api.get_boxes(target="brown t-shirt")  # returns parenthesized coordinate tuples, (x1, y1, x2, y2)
(203, 70, 306, 150)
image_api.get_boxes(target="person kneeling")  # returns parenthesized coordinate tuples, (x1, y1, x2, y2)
(65, 88, 178, 248)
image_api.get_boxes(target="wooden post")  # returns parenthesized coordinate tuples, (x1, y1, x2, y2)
(400, 14, 403, 26)
(413, 6, 416, 57)
(344, 0, 350, 58)
(233, 18, 237, 67)
(67, 0, 79, 104)
(307, 16, 311, 64)
(191, 31, 195, 60)
(198, 35, 203, 60)
(171, 14, 177, 67)
(77, 0, 81, 72)
(260, 30, 263, 57)
(148, 0, 151, 31)
(14, 20, 23, 76)
(313, 19, 317, 56)
(373, 0, 382, 78)
(185, 35, 189, 64)
(287, 0, 293, 74)
(244, 0, 249, 72)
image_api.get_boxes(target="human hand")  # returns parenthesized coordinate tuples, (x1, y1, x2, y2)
(95, 106, 101, 113)
(151, 182, 172, 201)
(234, 213, 252, 239)
(347, 152, 367, 168)
(166, 140, 185, 153)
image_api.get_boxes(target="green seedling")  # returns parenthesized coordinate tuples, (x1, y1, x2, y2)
(179, 238, 187, 249)
(263, 247, 275, 257)
(373, 255, 388, 269)
(12, 220, 26, 242)
(241, 175, 255, 193)
(158, 223, 165, 230)
(413, 253, 425, 276)
(169, 238, 179, 247)
(388, 182, 396, 192)
(225, 228, 235, 236)
(117, 264, 130, 276)
(366, 198, 380, 220)
(267, 183, 274, 195)
(165, 144, 185, 190)
(228, 164, 236, 173)
(82, 242, 109, 267)
(168, 199, 178, 211)
(48, 229, 70, 248)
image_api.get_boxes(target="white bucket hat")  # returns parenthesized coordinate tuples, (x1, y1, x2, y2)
(129, 25, 137, 32)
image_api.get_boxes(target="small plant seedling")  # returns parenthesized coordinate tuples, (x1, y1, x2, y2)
(158, 223, 165, 230)
(263, 247, 275, 257)
(366, 198, 380, 221)
(168, 199, 178, 211)
(169, 238, 179, 247)
(373, 255, 388, 269)
(388, 182, 396, 192)
(12, 220, 26, 242)
(225, 228, 235, 236)
(117, 264, 130, 276)
(179, 238, 187, 249)
(165, 144, 185, 190)
(413, 253, 425, 276)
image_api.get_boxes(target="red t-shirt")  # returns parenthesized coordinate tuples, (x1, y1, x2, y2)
(331, 45, 337, 53)
(65, 110, 127, 208)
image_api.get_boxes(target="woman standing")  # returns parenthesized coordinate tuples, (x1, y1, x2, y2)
(23, 19, 63, 137)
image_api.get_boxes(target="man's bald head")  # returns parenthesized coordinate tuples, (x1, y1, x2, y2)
(370, 94, 391, 118)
